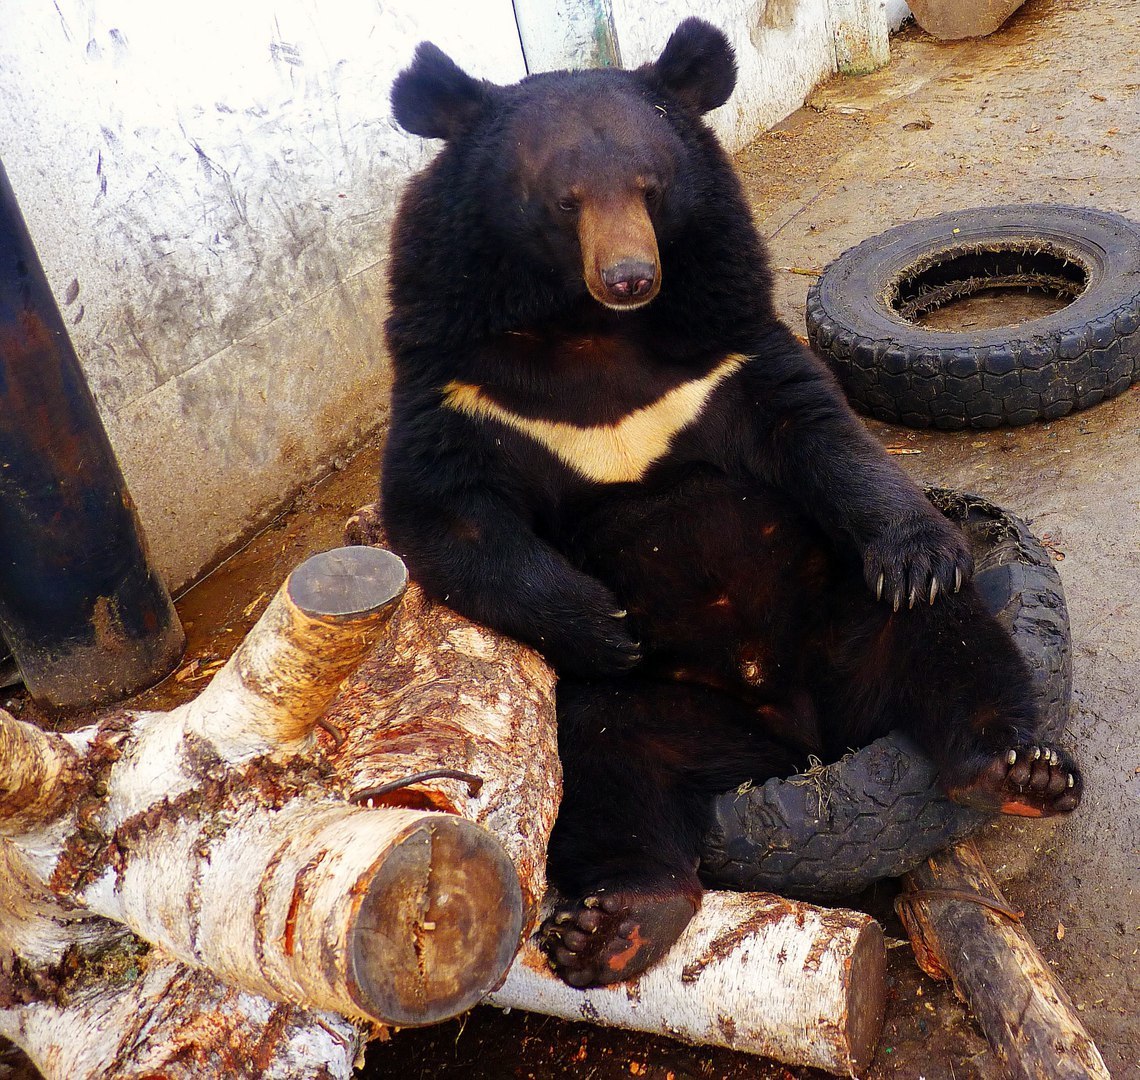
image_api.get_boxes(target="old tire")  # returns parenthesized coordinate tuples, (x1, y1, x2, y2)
(699, 490, 1071, 901)
(805, 204, 1140, 429)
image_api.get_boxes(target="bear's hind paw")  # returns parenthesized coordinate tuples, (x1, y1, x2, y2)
(540, 886, 697, 988)
(949, 744, 1082, 817)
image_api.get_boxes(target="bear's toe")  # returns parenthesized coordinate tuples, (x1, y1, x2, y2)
(540, 886, 697, 988)
(949, 744, 1082, 817)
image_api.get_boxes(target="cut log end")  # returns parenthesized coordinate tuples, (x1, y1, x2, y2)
(287, 546, 407, 622)
(188, 547, 410, 753)
(349, 815, 524, 1027)
(0, 709, 84, 834)
(845, 920, 888, 1076)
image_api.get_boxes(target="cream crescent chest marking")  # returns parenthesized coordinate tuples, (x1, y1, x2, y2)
(442, 353, 747, 484)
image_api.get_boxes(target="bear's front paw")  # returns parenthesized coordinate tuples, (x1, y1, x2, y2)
(547, 610, 642, 677)
(344, 502, 388, 547)
(863, 513, 973, 612)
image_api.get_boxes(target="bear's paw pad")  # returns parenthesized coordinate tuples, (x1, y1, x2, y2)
(952, 744, 1082, 817)
(540, 887, 697, 988)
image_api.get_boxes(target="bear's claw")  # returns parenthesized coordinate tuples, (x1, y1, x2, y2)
(540, 887, 697, 988)
(865, 512, 973, 613)
(950, 743, 1082, 817)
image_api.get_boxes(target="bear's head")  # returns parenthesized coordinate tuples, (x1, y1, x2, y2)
(390, 19, 737, 313)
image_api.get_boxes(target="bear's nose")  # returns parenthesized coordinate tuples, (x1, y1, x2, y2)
(601, 260, 657, 301)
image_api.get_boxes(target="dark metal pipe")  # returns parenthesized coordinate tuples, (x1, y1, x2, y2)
(0, 158, 184, 708)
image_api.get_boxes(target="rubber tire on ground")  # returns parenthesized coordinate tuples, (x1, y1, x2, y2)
(699, 490, 1071, 902)
(806, 204, 1140, 429)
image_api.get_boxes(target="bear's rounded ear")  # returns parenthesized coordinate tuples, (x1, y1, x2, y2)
(391, 42, 496, 141)
(648, 18, 737, 115)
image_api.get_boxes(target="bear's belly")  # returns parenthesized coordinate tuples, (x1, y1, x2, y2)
(565, 468, 840, 691)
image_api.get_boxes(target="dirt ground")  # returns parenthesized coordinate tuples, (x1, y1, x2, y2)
(3, 0, 1137, 1077)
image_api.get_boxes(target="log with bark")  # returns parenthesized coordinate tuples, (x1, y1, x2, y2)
(898, 839, 1110, 1080)
(0, 544, 557, 1079)
(490, 890, 886, 1077)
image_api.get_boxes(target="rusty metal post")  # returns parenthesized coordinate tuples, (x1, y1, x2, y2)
(0, 158, 184, 707)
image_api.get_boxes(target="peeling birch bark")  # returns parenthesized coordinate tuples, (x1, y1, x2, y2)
(322, 583, 561, 934)
(1, 545, 547, 1076)
(488, 891, 886, 1078)
(0, 956, 363, 1080)
(183, 544, 409, 759)
(0, 715, 85, 833)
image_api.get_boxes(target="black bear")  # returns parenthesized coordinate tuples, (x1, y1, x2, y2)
(382, 19, 1082, 988)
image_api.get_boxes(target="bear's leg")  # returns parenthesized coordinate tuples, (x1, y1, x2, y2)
(819, 581, 1082, 818)
(543, 677, 798, 987)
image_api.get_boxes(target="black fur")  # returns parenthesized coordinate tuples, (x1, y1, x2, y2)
(382, 21, 1080, 986)
(390, 42, 498, 140)
(649, 17, 738, 114)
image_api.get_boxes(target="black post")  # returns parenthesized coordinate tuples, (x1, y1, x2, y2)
(0, 158, 184, 708)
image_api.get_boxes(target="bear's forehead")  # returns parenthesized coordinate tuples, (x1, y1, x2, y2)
(507, 86, 675, 176)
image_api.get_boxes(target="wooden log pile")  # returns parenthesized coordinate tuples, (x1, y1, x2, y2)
(0, 545, 547, 1078)
(0, 534, 896, 1078)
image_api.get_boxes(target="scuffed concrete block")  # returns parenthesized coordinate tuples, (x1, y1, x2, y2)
(906, 0, 1027, 39)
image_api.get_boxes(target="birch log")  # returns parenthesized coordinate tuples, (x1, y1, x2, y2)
(337, 504, 561, 930)
(0, 956, 363, 1080)
(321, 585, 561, 933)
(898, 840, 1110, 1080)
(489, 891, 886, 1078)
(1, 544, 553, 1077)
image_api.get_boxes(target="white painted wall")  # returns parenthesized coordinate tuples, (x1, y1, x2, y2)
(0, 0, 905, 590)
(612, 0, 838, 150)
(522, 0, 900, 151)
(0, 0, 525, 589)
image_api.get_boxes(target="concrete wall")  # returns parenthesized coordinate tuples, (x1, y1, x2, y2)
(515, 0, 906, 149)
(612, 0, 839, 150)
(0, 0, 904, 590)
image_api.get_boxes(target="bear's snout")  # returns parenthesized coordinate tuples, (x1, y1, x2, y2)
(601, 259, 657, 301)
(578, 196, 661, 311)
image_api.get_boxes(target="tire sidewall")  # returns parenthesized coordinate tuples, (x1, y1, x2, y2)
(807, 204, 1140, 427)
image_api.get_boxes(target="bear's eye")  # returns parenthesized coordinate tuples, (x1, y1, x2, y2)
(557, 197, 578, 214)
(644, 183, 662, 205)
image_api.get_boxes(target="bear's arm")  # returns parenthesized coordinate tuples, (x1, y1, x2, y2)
(732, 326, 973, 609)
(380, 423, 641, 676)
